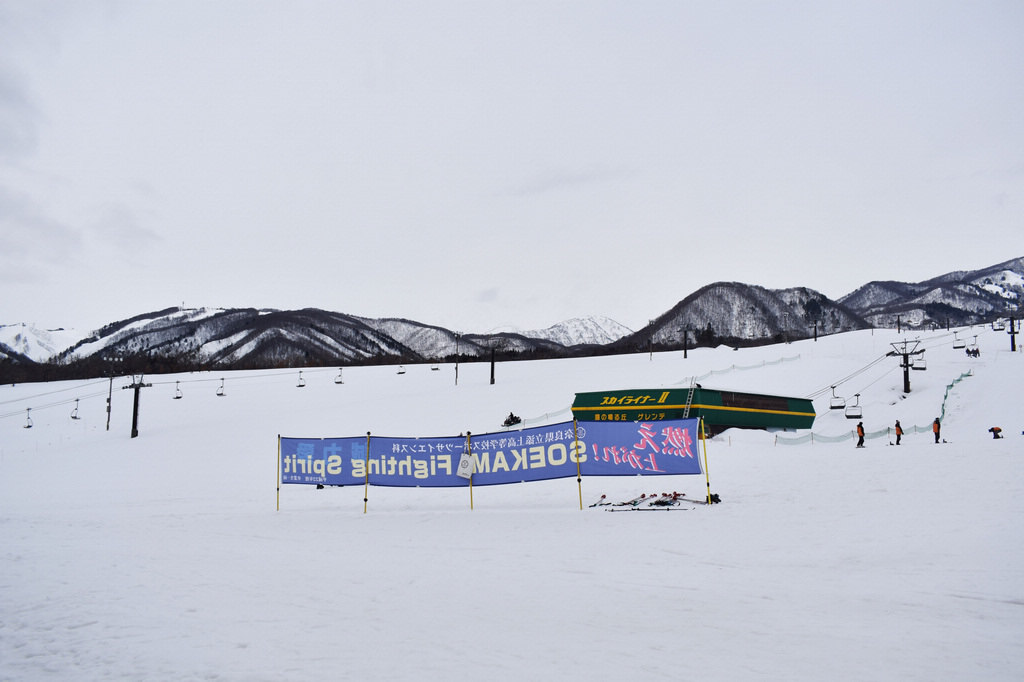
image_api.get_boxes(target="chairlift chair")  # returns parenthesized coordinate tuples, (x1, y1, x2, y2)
(953, 332, 966, 349)
(430, 364, 439, 371)
(24, 408, 32, 429)
(216, 378, 226, 397)
(174, 381, 183, 399)
(70, 399, 81, 420)
(334, 368, 344, 384)
(829, 386, 846, 410)
(296, 371, 306, 388)
(911, 357, 927, 371)
(845, 393, 863, 420)
(992, 320, 1005, 331)
(397, 366, 406, 375)
(966, 336, 980, 356)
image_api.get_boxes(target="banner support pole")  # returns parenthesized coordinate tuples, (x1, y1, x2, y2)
(699, 418, 712, 504)
(573, 419, 583, 510)
(276, 434, 281, 511)
(363, 432, 371, 514)
(466, 432, 474, 510)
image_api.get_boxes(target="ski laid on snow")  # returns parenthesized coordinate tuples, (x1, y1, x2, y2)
(592, 491, 721, 509)
(606, 506, 689, 512)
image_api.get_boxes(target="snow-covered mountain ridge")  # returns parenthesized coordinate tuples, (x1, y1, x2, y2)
(2, 257, 1020, 377)
(500, 317, 633, 347)
(839, 256, 1023, 328)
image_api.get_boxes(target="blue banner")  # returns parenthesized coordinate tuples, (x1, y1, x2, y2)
(280, 419, 702, 488)
(368, 435, 469, 487)
(280, 436, 366, 486)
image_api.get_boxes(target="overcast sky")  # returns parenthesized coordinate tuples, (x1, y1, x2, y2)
(2, 1, 1022, 334)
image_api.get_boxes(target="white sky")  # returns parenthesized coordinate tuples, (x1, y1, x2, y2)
(2, 1, 1022, 334)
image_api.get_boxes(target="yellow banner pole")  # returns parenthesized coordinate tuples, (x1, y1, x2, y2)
(276, 434, 281, 511)
(363, 431, 371, 514)
(573, 419, 583, 510)
(700, 418, 712, 504)
(467, 432, 474, 510)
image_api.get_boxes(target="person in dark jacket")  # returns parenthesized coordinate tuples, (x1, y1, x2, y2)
(856, 422, 865, 448)
(933, 417, 941, 444)
(894, 420, 903, 445)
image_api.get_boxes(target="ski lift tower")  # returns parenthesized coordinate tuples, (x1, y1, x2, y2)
(122, 375, 153, 438)
(887, 340, 925, 394)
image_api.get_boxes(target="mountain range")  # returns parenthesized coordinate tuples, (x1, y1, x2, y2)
(3, 256, 1021, 381)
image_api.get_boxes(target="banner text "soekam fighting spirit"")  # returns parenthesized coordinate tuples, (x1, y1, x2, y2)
(280, 419, 702, 487)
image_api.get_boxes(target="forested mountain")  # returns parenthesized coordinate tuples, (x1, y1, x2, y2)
(2, 257, 1020, 381)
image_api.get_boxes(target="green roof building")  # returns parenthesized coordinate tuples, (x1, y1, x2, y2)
(571, 387, 815, 435)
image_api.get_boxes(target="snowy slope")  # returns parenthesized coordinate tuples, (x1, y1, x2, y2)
(1, 326, 1022, 680)
(514, 316, 633, 346)
(0, 323, 86, 362)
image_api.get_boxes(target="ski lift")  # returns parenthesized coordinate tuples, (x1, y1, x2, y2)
(70, 398, 81, 420)
(216, 378, 226, 397)
(174, 381, 183, 399)
(334, 368, 344, 384)
(952, 331, 966, 349)
(296, 371, 306, 388)
(829, 386, 846, 410)
(966, 336, 980, 356)
(397, 365, 406, 375)
(992, 320, 1005, 331)
(430, 364, 439, 371)
(911, 356, 927, 371)
(24, 408, 33, 429)
(845, 393, 863, 420)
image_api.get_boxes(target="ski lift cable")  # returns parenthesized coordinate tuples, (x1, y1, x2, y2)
(148, 365, 340, 388)
(0, 378, 109, 407)
(0, 390, 109, 420)
(848, 365, 900, 397)
(809, 325, 990, 401)
(1, 390, 108, 415)
(805, 353, 892, 399)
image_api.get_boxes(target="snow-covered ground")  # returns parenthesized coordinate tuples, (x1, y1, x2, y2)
(1, 326, 1021, 680)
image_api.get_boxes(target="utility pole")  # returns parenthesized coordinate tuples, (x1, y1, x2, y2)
(1009, 318, 1018, 352)
(681, 327, 689, 359)
(887, 340, 924, 394)
(454, 333, 461, 386)
(106, 375, 113, 431)
(122, 375, 152, 438)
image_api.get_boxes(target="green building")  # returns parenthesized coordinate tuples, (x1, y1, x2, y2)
(571, 387, 815, 435)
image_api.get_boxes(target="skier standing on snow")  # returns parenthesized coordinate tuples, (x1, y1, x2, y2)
(933, 417, 941, 443)
(894, 420, 903, 445)
(856, 422, 865, 448)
